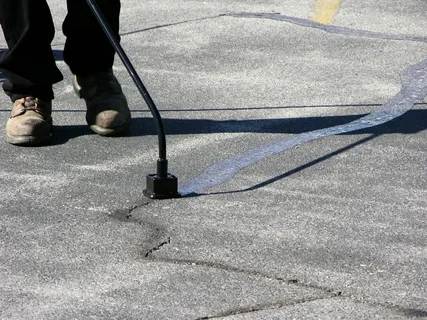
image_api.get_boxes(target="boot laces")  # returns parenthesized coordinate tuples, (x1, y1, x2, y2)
(21, 97, 39, 110)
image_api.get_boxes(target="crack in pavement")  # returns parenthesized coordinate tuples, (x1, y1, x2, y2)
(108, 204, 343, 298)
(110, 201, 426, 318)
(109, 201, 151, 224)
(198, 296, 427, 320)
(106, 208, 345, 315)
(144, 256, 343, 297)
(195, 296, 340, 320)
(120, 14, 227, 37)
(144, 237, 171, 258)
(141, 238, 343, 319)
(108, 202, 174, 258)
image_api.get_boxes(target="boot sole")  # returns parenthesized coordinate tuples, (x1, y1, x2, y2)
(5, 133, 52, 146)
(89, 117, 131, 136)
(5, 116, 53, 146)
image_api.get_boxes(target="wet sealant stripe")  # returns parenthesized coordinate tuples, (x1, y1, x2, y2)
(229, 12, 427, 43)
(180, 59, 427, 196)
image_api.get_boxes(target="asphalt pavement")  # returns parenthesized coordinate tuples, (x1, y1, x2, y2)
(1, 0, 427, 319)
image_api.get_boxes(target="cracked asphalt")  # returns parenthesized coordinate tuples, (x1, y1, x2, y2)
(1, 0, 427, 319)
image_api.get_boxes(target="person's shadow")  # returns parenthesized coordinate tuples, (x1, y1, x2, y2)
(51, 107, 427, 146)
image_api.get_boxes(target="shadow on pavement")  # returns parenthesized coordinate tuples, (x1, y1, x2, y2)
(202, 134, 380, 197)
(135, 108, 427, 136)
(50, 108, 427, 145)
(51, 124, 94, 145)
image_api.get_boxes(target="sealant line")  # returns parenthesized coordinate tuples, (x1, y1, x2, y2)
(312, 0, 342, 25)
(229, 12, 427, 43)
(180, 59, 427, 196)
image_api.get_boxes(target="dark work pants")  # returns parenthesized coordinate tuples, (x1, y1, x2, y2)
(0, 0, 120, 101)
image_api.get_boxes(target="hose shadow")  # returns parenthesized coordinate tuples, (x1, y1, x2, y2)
(192, 134, 379, 198)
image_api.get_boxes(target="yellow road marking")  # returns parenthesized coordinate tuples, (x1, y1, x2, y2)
(312, 0, 341, 25)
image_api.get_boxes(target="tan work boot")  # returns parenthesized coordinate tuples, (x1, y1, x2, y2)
(73, 70, 131, 136)
(5, 97, 52, 146)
